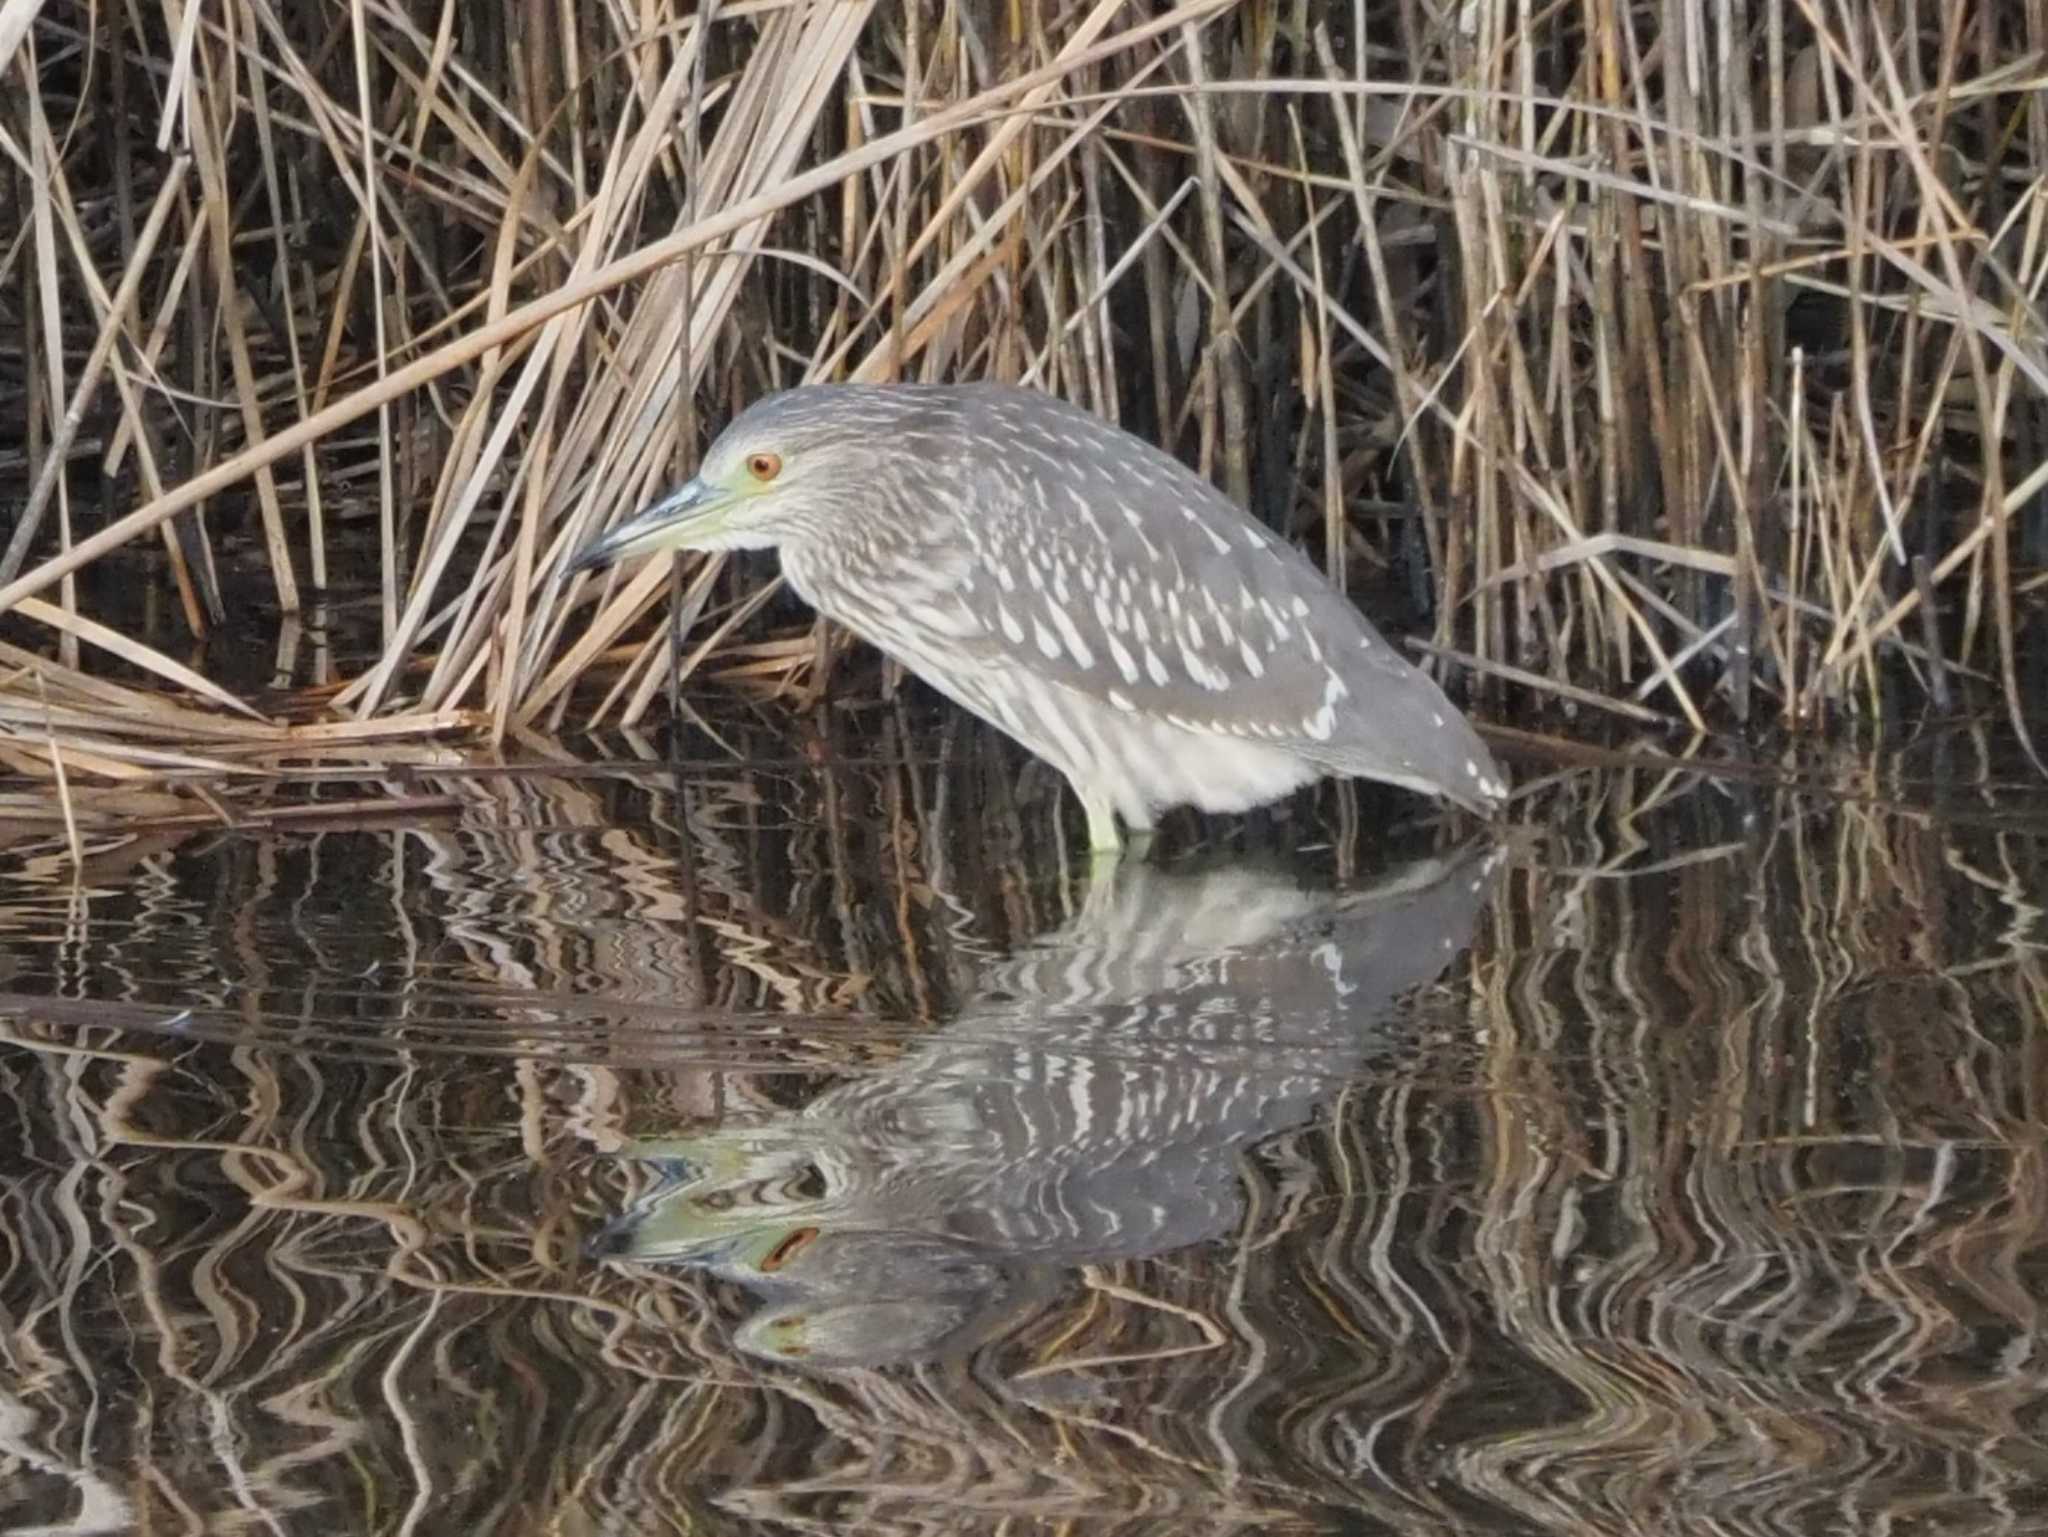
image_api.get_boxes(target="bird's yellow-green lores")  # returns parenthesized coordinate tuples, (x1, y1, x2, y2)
(569, 382, 1507, 853)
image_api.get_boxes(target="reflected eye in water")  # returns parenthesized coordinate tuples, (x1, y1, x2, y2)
(758, 1226, 819, 1273)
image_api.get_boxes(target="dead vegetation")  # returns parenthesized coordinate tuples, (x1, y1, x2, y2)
(1, 0, 2045, 778)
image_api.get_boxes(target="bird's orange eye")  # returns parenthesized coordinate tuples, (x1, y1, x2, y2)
(746, 452, 782, 482)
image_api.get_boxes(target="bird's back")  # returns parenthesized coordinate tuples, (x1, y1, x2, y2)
(919, 386, 1504, 812)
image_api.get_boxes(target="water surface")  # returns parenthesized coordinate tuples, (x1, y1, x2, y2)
(2, 705, 2045, 1534)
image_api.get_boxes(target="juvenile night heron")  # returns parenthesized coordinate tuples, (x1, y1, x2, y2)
(568, 382, 1506, 852)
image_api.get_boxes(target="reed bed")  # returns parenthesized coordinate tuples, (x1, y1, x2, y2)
(1, 0, 2044, 763)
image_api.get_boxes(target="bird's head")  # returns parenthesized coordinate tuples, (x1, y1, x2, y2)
(565, 386, 923, 575)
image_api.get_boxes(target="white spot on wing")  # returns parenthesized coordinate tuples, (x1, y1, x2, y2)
(1047, 605, 1095, 670)
(1180, 649, 1229, 690)
(1121, 504, 1157, 560)
(1065, 487, 1106, 539)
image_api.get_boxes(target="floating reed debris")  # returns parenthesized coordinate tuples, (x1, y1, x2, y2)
(1, 3, 2045, 756)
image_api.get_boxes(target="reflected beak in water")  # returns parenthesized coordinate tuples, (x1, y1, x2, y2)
(564, 476, 728, 577)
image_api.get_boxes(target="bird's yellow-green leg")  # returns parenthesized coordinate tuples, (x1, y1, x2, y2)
(1081, 791, 1123, 857)
(1078, 788, 1126, 868)
(1079, 791, 1153, 874)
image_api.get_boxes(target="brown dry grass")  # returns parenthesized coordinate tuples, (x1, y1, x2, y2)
(1, 0, 2045, 768)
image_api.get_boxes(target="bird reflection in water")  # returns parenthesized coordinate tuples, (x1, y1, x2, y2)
(592, 843, 1500, 1370)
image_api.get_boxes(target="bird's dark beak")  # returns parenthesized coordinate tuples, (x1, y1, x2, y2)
(565, 476, 725, 577)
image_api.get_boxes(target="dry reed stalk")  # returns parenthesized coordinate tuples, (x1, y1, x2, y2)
(0, 0, 2044, 761)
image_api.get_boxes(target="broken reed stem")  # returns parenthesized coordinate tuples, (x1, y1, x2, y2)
(32, 670, 82, 875)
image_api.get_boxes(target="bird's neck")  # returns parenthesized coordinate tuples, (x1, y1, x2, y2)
(780, 511, 959, 619)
